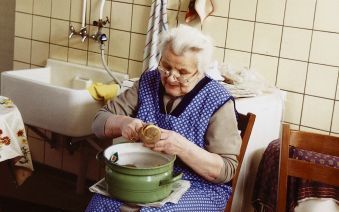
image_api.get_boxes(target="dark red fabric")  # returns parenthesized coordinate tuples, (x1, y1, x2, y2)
(252, 139, 339, 212)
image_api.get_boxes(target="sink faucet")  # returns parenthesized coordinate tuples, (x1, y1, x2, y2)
(90, 17, 110, 43)
(69, 25, 88, 42)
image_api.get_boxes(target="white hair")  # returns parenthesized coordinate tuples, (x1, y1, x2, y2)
(158, 25, 213, 74)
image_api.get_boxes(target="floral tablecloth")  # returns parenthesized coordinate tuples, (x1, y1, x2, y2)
(0, 96, 33, 185)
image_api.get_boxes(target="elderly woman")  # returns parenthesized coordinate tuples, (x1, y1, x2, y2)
(86, 25, 241, 211)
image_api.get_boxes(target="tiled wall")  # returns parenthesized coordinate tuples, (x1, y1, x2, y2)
(12, 0, 339, 175)
(0, 0, 15, 72)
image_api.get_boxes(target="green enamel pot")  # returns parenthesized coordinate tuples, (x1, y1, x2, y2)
(97, 143, 182, 203)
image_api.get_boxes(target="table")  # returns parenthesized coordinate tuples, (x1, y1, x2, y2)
(232, 89, 286, 212)
(252, 139, 339, 212)
(0, 96, 33, 185)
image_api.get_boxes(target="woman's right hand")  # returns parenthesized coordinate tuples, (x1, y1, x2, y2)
(119, 116, 144, 141)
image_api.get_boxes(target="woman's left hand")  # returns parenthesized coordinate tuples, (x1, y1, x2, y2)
(143, 128, 188, 155)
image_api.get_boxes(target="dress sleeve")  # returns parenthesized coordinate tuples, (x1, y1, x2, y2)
(205, 100, 242, 183)
(91, 81, 139, 138)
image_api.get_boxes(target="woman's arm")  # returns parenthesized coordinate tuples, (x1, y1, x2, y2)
(92, 81, 142, 140)
(147, 100, 241, 183)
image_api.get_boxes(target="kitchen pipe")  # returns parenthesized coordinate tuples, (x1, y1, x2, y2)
(99, 0, 105, 20)
(82, 0, 87, 28)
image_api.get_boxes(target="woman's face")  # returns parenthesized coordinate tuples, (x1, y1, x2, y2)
(159, 47, 202, 97)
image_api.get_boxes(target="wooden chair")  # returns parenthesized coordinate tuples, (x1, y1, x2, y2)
(225, 112, 256, 212)
(277, 124, 339, 212)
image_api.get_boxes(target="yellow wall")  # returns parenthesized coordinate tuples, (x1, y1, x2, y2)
(13, 0, 339, 136)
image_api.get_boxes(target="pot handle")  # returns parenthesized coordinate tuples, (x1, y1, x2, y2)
(159, 173, 183, 186)
(96, 151, 118, 166)
(96, 151, 105, 164)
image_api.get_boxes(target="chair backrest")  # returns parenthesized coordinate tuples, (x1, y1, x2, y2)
(225, 112, 256, 212)
(277, 124, 339, 212)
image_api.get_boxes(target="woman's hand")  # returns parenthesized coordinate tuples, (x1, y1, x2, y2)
(119, 116, 144, 141)
(144, 128, 188, 155)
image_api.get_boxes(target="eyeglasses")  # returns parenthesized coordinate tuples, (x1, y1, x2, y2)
(157, 66, 199, 84)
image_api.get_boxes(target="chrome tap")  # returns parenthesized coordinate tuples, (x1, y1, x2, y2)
(90, 17, 110, 42)
(69, 25, 88, 42)
(79, 27, 88, 42)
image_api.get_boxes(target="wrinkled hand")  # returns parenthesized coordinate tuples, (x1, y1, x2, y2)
(120, 117, 144, 141)
(144, 128, 188, 155)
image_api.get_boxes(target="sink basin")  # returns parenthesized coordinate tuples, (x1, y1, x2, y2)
(1, 59, 129, 137)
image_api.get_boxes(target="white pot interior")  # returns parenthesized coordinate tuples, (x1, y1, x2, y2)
(104, 143, 175, 168)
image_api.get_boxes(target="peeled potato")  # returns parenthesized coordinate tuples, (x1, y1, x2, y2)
(139, 124, 161, 144)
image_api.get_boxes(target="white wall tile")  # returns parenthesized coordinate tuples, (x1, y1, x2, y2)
(332, 102, 339, 133)
(50, 44, 68, 61)
(299, 126, 329, 135)
(283, 92, 303, 124)
(129, 33, 146, 61)
(31, 41, 49, 66)
(70, 0, 89, 24)
(229, 0, 257, 21)
(301, 95, 333, 131)
(337, 77, 339, 100)
(68, 48, 87, 65)
(13, 61, 30, 70)
(305, 64, 338, 99)
(51, 0, 70, 20)
(108, 29, 130, 58)
(330, 133, 339, 137)
(226, 19, 254, 52)
(33, 0, 51, 16)
(167, 10, 179, 29)
(213, 47, 224, 64)
(131, 5, 150, 34)
(284, 0, 316, 29)
(256, 0, 285, 25)
(50, 19, 69, 46)
(111, 2, 132, 31)
(32, 16, 50, 42)
(88, 52, 106, 68)
(224, 49, 251, 69)
(314, 0, 339, 33)
(128, 60, 143, 78)
(252, 23, 282, 56)
(178, 0, 190, 11)
(250, 54, 278, 85)
(167, 1, 179, 10)
(15, 12, 32, 38)
(277, 59, 307, 93)
(114, 0, 132, 3)
(280, 27, 312, 61)
(108, 56, 128, 74)
(133, 0, 152, 6)
(212, 0, 230, 17)
(289, 124, 300, 130)
(202, 16, 227, 47)
(14, 37, 31, 63)
(16, 0, 33, 13)
(310, 31, 339, 67)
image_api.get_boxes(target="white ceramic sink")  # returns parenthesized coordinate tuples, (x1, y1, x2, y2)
(1, 59, 129, 137)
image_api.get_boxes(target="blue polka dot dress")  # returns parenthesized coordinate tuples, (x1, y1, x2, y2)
(86, 70, 234, 212)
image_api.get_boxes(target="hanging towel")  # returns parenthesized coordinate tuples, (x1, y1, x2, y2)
(142, 0, 169, 73)
(87, 83, 120, 103)
(185, 0, 214, 24)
